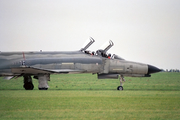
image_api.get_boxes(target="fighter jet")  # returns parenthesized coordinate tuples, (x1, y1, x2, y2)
(0, 37, 161, 90)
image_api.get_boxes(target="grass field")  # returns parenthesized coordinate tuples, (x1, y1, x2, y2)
(0, 72, 180, 120)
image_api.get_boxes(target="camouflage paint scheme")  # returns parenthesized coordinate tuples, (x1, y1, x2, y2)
(0, 37, 161, 90)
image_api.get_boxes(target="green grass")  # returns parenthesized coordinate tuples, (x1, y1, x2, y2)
(0, 72, 180, 120)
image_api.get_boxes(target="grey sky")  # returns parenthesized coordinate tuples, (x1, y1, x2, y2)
(0, 0, 180, 70)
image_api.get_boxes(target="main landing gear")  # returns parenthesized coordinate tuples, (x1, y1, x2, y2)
(37, 74, 50, 90)
(23, 75, 34, 90)
(117, 75, 125, 91)
(23, 74, 50, 90)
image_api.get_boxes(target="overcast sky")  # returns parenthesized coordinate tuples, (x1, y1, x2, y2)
(0, 0, 180, 70)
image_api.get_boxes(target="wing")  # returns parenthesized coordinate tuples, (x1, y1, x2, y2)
(11, 66, 85, 75)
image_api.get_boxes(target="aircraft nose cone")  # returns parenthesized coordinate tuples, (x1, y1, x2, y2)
(147, 65, 161, 74)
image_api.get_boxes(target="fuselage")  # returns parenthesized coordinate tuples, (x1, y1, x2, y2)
(0, 51, 152, 77)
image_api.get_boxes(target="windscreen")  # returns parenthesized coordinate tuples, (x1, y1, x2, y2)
(113, 54, 125, 60)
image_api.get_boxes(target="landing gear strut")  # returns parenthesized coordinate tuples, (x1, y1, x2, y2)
(117, 75, 125, 91)
(38, 74, 50, 90)
(23, 75, 34, 90)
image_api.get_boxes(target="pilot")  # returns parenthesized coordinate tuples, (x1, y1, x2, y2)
(108, 54, 111, 59)
(91, 51, 95, 55)
(85, 51, 90, 54)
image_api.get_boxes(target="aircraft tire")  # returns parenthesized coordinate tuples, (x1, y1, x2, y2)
(24, 83, 34, 90)
(39, 88, 48, 90)
(117, 86, 123, 91)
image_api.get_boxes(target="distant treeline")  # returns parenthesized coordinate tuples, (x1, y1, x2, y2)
(161, 69, 180, 72)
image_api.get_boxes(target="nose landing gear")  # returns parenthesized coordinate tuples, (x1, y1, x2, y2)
(117, 75, 125, 91)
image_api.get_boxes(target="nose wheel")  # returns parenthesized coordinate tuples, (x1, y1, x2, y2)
(117, 75, 125, 91)
(117, 86, 123, 90)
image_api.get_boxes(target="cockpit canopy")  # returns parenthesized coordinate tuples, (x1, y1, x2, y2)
(96, 50, 124, 60)
(96, 49, 105, 56)
(112, 54, 125, 60)
(80, 37, 95, 52)
(81, 37, 125, 60)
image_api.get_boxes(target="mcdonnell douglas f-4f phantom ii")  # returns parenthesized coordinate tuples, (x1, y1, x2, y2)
(0, 37, 161, 90)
